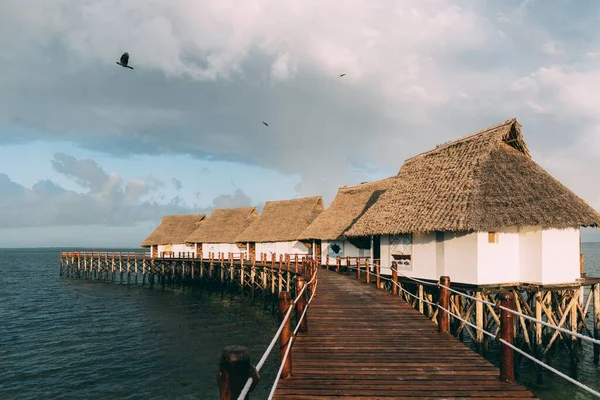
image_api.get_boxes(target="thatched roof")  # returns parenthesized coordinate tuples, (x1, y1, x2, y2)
(185, 207, 258, 244)
(236, 196, 324, 243)
(298, 177, 396, 241)
(140, 214, 206, 247)
(347, 118, 600, 237)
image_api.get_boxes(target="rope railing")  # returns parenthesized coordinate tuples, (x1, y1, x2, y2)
(500, 338, 600, 398)
(372, 262, 600, 398)
(433, 281, 600, 346)
(223, 261, 319, 400)
(267, 279, 319, 400)
(433, 292, 600, 398)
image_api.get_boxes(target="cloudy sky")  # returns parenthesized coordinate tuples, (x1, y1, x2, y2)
(1, 0, 600, 247)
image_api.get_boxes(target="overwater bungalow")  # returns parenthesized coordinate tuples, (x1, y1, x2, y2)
(298, 177, 395, 265)
(185, 207, 258, 259)
(346, 118, 600, 285)
(236, 196, 324, 260)
(140, 214, 206, 258)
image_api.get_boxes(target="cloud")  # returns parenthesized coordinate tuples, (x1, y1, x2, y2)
(172, 178, 182, 190)
(210, 189, 252, 210)
(541, 41, 563, 56)
(0, 0, 502, 194)
(0, 154, 253, 228)
(0, 0, 599, 217)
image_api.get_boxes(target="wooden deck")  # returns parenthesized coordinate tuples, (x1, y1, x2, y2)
(274, 269, 537, 399)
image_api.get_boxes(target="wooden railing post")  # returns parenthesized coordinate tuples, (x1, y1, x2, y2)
(437, 276, 450, 333)
(217, 345, 259, 400)
(279, 291, 293, 379)
(296, 277, 307, 333)
(594, 283, 600, 364)
(499, 292, 515, 382)
(391, 262, 398, 295)
(375, 260, 381, 289)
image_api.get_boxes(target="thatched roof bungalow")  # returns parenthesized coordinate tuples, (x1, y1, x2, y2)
(236, 196, 324, 259)
(140, 214, 206, 258)
(185, 207, 258, 258)
(299, 177, 395, 264)
(346, 118, 600, 286)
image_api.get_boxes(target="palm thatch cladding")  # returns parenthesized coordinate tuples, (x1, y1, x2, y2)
(298, 177, 396, 241)
(236, 196, 324, 243)
(347, 118, 600, 237)
(140, 214, 206, 247)
(186, 207, 258, 243)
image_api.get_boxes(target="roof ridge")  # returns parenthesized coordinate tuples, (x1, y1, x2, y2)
(265, 195, 322, 205)
(340, 176, 395, 190)
(404, 118, 517, 163)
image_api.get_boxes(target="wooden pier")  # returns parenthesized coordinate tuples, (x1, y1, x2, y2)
(273, 269, 537, 399)
(59, 251, 311, 300)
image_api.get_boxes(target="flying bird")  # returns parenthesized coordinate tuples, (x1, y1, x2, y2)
(116, 52, 134, 69)
(262, 121, 269, 126)
(339, 73, 346, 77)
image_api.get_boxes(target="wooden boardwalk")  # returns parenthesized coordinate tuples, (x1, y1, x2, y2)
(274, 269, 537, 399)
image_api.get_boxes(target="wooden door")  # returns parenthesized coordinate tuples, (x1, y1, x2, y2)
(314, 240, 322, 262)
(248, 242, 256, 259)
(373, 236, 381, 260)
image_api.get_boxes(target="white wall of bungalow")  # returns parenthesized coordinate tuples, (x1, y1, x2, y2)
(373, 227, 581, 285)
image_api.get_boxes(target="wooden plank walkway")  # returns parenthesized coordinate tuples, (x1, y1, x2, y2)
(274, 269, 537, 399)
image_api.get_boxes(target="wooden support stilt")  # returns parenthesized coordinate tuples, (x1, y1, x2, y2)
(474, 292, 484, 353)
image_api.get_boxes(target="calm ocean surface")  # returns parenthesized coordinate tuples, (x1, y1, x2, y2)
(1, 245, 599, 399)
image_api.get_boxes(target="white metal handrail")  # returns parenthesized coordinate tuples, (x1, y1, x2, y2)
(237, 266, 319, 400)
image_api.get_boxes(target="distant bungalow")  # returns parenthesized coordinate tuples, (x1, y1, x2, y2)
(298, 178, 395, 265)
(185, 207, 258, 259)
(140, 214, 206, 258)
(346, 118, 600, 286)
(236, 196, 324, 260)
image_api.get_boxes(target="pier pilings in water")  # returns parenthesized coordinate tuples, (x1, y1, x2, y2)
(59, 251, 306, 302)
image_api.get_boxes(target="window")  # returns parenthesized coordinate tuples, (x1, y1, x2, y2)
(488, 232, 498, 243)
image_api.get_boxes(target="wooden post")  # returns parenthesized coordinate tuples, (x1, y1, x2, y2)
(437, 276, 450, 333)
(391, 262, 398, 295)
(594, 283, 600, 364)
(217, 345, 259, 400)
(279, 291, 293, 379)
(375, 261, 381, 289)
(475, 292, 484, 353)
(499, 292, 515, 383)
(295, 277, 307, 333)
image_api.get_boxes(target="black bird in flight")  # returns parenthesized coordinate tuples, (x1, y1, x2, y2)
(116, 52, 134, 69)
(262, 121, 269, 126)
(339, 73, 346, 77)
